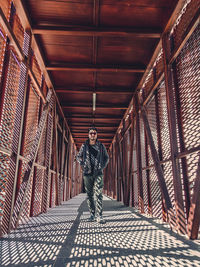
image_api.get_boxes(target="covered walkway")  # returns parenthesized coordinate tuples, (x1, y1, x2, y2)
(1, 194, 200, 267)
(0, 1, 200, 266)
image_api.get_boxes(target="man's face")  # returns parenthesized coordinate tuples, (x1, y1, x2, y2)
(89, 130, 97, 142)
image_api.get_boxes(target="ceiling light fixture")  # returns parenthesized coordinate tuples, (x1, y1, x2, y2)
(93, 93, 96, 111)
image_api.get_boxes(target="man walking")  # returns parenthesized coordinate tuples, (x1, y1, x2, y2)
(75, 127, 109, 224)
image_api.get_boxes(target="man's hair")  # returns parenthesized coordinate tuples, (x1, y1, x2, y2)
(88, 127, 98, 133)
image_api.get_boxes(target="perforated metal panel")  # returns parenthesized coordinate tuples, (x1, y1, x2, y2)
(0, 28, 6, 83)
(12, 13, 24, 50)
(142, 170, 148, 214)
(0, 50, 21, 150)
(157, 81, 171, 160)
(50, 173, 56, 208)
(31, 54, 42, 87)
(22, 84, 40, 158)
(0, 0, 11, 20)
(0, 153, 10, 222)
(132, 172, 139, 210)
(146, 96, 158, 166)
(20, 160, 34, 221)
(31, 168, 45, 216)
(185, 151, 200, 199)
(149, 167, 162, 219)
(172, 1, 200, 50)
(176, 25, 200, 151)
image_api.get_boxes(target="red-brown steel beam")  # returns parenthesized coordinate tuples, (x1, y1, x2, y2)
(47, 64, 145, 73)
(172, 61, 190, 219)
(135, 96, 144, 213)
(33, 25, 161, 38)
(187, 155, 200, 239)
(56, 88, 134, 94)
(62, 104, 127, 109)
(162, 33, 186, 234)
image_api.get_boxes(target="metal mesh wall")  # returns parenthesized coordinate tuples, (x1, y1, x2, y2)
(12, 12, 24, 50)
(146, 96, 158, 165)
(20, 161, 34, 222)
(0, 153, 10, 222)
(0, 0, 11, 20)
(149, 167, 162, 219)
(31, 168, 45, 216)
(0, 50, 21, 150)
(157, 81, 171, 160)
(22, 84, 40, 158)
(0, 28, 6, 83)
(176, 25, 200, 151)
(31, 54, 42, 86)
(184, 151, 199, 199)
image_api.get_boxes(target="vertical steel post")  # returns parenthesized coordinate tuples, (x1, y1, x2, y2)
(162, 33, 186, 234)
(135, 94, 144, 213)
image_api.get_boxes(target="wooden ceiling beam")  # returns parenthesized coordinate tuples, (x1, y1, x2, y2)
(47, 64, 145, 73)
(33, 26, 161, 38)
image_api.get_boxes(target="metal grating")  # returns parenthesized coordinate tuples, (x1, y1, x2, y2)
(132, 172, 139, 210)
(176, 25, 200, 151)
(155, 49, 164, 79)
(19, 161, 34, 222)
(143, 68, 154, 97)
(0, 153, 10, 223)
(42, 112, 53, 213)
(0, 49, 21, 150)
(22, 84, 40, 158)
(50, 173, 56, 208)
(185, 151, 200, 199)
(172, 0, 200, 50)
(146, 96, 158, 166)
(157, 81, 171, 160)
(149, 167, 162, 219)
(163, 161, 176, 214)
(0, 0, 11, 20)
(37, 119, 46, 166)
(142, 170, 148, 214)
(31, 168, 45, 217)
(0, 28, 6, 84)
(139, 115, 146, 168)
(12, 12, 24, 50)
(31, 54, 42, 87)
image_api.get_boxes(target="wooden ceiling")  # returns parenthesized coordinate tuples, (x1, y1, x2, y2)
(24, 0, 179, 149)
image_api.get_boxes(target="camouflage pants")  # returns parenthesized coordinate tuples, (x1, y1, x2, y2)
(83, 174, 104, 217)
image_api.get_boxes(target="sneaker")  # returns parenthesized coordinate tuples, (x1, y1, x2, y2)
(88, 214, 95, 222)
(96, 216, 106, 224)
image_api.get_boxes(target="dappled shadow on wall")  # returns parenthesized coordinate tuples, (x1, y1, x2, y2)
(0, 194, 200, 266)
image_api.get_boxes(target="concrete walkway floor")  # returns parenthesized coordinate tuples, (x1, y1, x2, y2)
(0, 194, 200, 267)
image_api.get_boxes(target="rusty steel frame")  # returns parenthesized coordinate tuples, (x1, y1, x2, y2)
(162, 33, 186, 234)
(1, 29, 32, 233)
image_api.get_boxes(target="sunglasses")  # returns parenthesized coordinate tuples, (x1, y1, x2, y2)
(89, 132, 97, 135)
